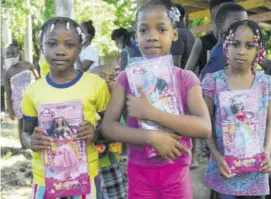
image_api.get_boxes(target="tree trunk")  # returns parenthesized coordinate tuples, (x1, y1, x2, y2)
(54, 0, 74, 19)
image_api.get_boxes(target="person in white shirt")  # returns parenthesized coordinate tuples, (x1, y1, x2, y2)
(76, 20, 99, 72)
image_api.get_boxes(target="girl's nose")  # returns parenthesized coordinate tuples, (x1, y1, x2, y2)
(56, 45, 66, 56)
(238, 46, 246, 55)
(147, 30, 158, 42)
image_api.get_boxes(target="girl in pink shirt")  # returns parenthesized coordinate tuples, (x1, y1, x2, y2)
(101, 0, 212, 198)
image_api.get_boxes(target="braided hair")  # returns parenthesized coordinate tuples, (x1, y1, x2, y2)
(135, 0, 181, 28)
(223, 20, 266, 72)
(38, 17, 84, 47)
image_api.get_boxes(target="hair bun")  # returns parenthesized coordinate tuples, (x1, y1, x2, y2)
(87, 20, 93, 25)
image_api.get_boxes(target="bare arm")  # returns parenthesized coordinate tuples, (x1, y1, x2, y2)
(204, 95, 221, 160)
(22, 118, 51, 150)
(3, 71, 14, 119)
(22, 119, 37, 148)
(184, 38, 203, 72)
(264, 102, 271, 153)
(76, 59, 94, 72)
(101, 83, 151, 145)
(148, 85, 211, 138)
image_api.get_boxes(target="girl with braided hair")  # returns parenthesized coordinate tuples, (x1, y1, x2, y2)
(202, 20, 271, 198)
(21, 17, 110, 198)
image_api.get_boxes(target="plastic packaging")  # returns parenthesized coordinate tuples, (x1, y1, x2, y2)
(219, 89, 265, 174)
(126, 55, 192, 158)
(38, 100, 90, 198)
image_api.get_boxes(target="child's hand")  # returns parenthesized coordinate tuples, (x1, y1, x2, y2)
(77, 121, 96, 143)
(29, 127, 52, 152)
(260, 151, 271, 173)
(149, 131, 190, 160)
(215, 154, 236, 179)
(127, 86, 155, 120)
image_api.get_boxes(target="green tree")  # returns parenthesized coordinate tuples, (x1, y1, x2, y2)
(103, 0, 136, 30)
(74, 0, 119, 56)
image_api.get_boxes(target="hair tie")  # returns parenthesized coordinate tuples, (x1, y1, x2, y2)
(168, 6, 181, 24)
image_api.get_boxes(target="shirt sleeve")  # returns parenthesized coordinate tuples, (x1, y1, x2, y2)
(115, 71, 129, 90)
(95, 78, 110, 112)
(183, 70, 200, 91)
(21, 86, 37, 120)
(268, 76, 271, 102)
(201, 73, 216, 100)
(80, 46, 98, 62)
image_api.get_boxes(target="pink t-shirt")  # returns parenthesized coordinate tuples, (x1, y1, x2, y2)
(116, 67, 200, 167)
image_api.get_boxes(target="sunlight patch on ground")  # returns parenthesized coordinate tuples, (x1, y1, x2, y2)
(0, 137, 21, 148)
(0, 154, 27, 169)
(1, 187, 31, 199)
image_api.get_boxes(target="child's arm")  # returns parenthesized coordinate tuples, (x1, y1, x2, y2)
(101, 83, 188, 159)
(184, 38, 202, 72)
(22, 119, 51, 151)
(127, 85, 211, 138)
(261, 102, 271, 173)
(204, 95, 235, 178)
(3, 71, 14, 120)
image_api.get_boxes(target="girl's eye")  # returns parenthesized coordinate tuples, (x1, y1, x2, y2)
(231, 42, 239, 47)
(66, 43, 75, 48)
(246, 43, 256, 49)
(47, 42, 57, 47)
(139, 29, 146, 33)
(159, 28, 168, 32)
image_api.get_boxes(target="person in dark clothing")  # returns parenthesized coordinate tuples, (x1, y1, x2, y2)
(111, 28, 141, 71)
(199, 3, 247, 81)
(170, 4, 194, 68)
(185, 0, 234, 75)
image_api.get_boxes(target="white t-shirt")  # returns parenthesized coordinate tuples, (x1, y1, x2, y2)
(79, 45, 99, 72)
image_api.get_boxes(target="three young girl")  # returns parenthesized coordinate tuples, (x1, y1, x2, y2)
(19, 1, 271, 199)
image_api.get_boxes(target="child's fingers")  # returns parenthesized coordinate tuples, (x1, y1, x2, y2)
(31, 137, 51, 146)
(31, 144, 50, 151)
(174, 140, 190, 154)
(137, 86, 148, 99)
(260, 160, 270, 173)
(221, 160, 232, 174)
(33, 127, 46, 134)
(78, 125, 94, 133)
(169, 133, 180, 140)
(79, 120, 92, 127)
(172, 147, 182, 157)
(167, 151, 176, 159)
(32, 132, 51, 142)
(219, 165, 236, 179)
(260, 159, 268, 167)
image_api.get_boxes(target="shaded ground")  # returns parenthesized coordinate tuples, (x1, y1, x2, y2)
(1, 114, 211, 199)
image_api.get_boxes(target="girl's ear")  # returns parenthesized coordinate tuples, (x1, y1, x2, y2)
(172, 28, 178, 42)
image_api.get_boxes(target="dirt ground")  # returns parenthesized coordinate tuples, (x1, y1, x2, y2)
(1, 114, 211, 199)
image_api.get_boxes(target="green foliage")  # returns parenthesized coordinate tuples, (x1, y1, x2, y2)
(103, 0, 136, 30)
(43, 0, 54, 20)
(75, 0, 120, 56)
(262, 27, 271, 57)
